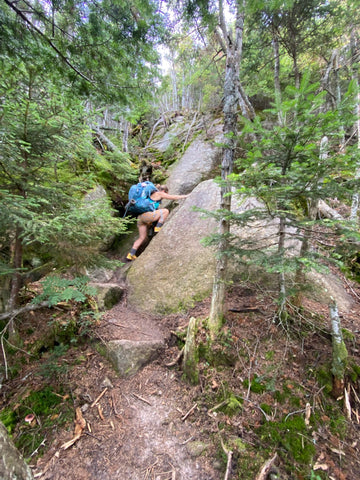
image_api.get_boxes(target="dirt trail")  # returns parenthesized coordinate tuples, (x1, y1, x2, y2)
(32, 301, 219, 480)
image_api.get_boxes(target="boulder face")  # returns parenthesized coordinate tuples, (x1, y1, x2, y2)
(0, 422, 34, 480)
(126, 180, 219, 313)
(126, 179, 354, 315)
(165, 138, 222, 195)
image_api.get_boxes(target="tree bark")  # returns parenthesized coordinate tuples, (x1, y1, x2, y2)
(182, 317, 199, 384)
(329, 301, 348, 398)
(7, 226, 23, 341)
(350, 28, 360, 223)
(208, 0, 245, 339)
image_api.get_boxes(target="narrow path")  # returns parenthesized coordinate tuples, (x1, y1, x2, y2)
(33, 301, 219, 480)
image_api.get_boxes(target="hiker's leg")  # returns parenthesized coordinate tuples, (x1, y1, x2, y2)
(132, 223, 148, 250)
(154, 208, 169, 231)
(127, 212, 157, 259)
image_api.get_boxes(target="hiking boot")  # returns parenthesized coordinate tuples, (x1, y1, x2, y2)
(126, 252, 137, 261)
(154, 226, 162, 233)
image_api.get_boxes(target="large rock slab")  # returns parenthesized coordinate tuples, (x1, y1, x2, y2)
(126, 179, 354, 315)
(0, 422, 34, 480)
(126, 180, 219, 313)
(165, 137, 222, 195)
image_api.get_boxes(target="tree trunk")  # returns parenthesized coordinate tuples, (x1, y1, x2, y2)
(208, 0, 245, 339)
(350, 29, 360, 223)
(182, 317, 199, 384)
(273, 31, 281, 100)
(122, 119, 129, 153)
(277, 215, 287, 322)
(293, 136, 327, 305)
(7, 226, 23, 341)
(272, 27, 283, 125)
(329, 301, 348, 398)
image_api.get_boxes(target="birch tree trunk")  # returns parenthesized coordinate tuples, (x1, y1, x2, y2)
(208, 0, 246, 339)
(329, 301, 348, 398)
(182, 317, 199, 384)
(350, 28, 360, 223)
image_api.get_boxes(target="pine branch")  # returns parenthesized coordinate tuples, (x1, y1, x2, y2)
(4, 0, 93, 83)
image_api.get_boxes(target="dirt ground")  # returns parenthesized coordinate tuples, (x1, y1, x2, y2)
(1, 275, 360, 480)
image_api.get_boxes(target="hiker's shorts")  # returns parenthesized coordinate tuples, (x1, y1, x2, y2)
(138, 210, 162, 226)
(138, 208, 168, 226)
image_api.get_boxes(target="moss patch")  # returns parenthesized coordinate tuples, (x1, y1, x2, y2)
(257, 415, 316, 466)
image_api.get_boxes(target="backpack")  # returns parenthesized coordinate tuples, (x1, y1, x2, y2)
(124, 181, 158, 217)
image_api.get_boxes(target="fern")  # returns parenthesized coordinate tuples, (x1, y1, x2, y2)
(32, 275, 97, 307)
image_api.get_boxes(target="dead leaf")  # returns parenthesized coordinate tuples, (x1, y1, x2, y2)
(60, 407, 86, 450)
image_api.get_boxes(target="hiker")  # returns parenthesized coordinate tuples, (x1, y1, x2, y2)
(126, 185, 188, 261)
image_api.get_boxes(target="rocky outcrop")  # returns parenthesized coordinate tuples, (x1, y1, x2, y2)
(0, 422, 34, 480)
(126, 180, 218, 313)
(125, 179, 354, 315)
(165, 137, 222, 195)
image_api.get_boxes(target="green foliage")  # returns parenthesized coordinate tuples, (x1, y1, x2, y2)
(204, 74, 360, 314)
(1, 385, 72, 458)
(258, 415, 316, 465)
(0, 408, 17, 434)
(0, 0, 166, 104)
(32, 275, 97, 307)
(243, 374, 266, 394)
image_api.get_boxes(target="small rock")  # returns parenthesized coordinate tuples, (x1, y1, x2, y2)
(185, 440, 209, 458)
(101, 376, 114, 389)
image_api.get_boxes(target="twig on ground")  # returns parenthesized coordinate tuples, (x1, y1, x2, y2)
(165, 347, 184, 367)
(97, 403, 105, 421)
(255, 453, 278, 480)
(61, 407, 86, 450)
(342, 274, 360, 301)
(344, 386, 352, 421)
(83, 431, 101, 442)
(181, 403, 198, 421)
(103, 319, 153, 336)
(91, 387, 108, 407)
(208, 400, 229, 414)
(219, 435, 233, 480)
(180, 436, 194, 445)
(111, 391, 120, 416)
(132, 392, 152, 405)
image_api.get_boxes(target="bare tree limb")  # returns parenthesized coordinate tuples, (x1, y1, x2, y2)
(0, 301, 50, 322)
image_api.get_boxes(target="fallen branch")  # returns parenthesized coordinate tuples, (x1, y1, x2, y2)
(0, 301, 50, 321)
(344, 386, 352, 421)
(318, 199, 343, 220)
(255, 453, 278, 480)
(228, 307, 261, 313)
(111, 391, 120, 416)
(97, 403, 105, 421)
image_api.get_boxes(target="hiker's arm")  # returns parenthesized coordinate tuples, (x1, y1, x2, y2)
(159, 192, 189, 200)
